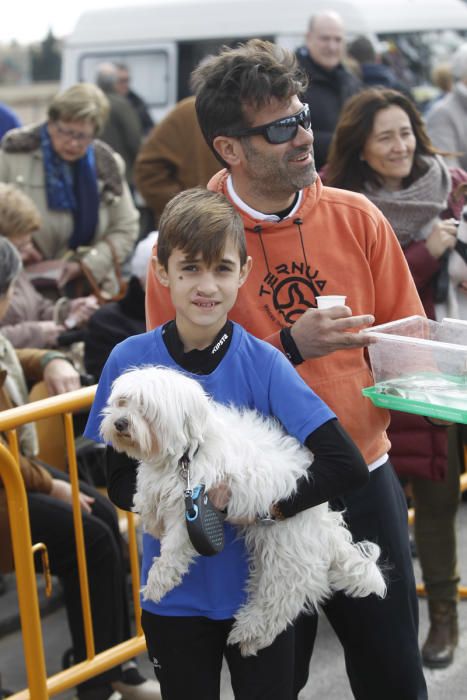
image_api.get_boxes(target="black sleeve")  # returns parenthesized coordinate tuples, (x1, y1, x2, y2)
(105, 445, 139, 511)
(275, 418, 368, 519)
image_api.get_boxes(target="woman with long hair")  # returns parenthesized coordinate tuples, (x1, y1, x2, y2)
(325, 87, 464, 670)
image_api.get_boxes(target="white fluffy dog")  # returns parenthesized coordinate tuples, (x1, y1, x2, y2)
(100, 365, 386, 656)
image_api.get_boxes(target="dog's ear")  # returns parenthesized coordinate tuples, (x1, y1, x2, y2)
(182, 409, 207, 459)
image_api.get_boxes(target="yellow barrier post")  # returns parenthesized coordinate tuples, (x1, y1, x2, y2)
(0, 443, 48, 700)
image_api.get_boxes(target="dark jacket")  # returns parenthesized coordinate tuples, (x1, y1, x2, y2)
(84, 275, 146, 379)
(100, 93, 143, 185)
(296, 48, 361, 170)
(127, 89, 154, 135)
(359, 64, 413, 100)
(387, 239, 448, 481)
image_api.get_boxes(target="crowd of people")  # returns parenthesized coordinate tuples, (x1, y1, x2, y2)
(0, 8, 466, 700)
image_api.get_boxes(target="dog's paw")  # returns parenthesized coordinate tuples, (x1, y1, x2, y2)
(143, 571, 169, 602)
(227, 623, 262, 657)
(143, 564, 185, 602)
(140, 581, 164, 603)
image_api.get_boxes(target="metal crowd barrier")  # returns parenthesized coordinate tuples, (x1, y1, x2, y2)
(0, 386, 146, 700)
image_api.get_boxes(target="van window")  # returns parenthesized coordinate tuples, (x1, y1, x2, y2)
(177, 36, 274, 101)
(78, 51, 170, 108)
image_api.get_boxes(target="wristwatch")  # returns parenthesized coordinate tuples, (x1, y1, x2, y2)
(255, 513, 277, 525)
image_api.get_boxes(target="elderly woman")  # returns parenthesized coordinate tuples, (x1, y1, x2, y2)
(325, 87, 464, 670)
(0, 183, 98, 348)
(0, 237, 159, 700)
(0, 83, 139, 299)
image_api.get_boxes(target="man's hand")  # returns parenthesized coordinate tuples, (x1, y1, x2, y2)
(291, 306, 376, 360)
(43, 358, 81, 395)
(50, 478, 94, 513)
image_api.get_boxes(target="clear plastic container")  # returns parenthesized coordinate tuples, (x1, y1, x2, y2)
(362, 316, 467, 422)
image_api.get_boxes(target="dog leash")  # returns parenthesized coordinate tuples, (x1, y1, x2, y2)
(178, 451, 226, 557)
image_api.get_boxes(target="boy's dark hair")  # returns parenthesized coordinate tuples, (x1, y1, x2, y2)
(190, 39, 308, 166)
(157, 188, 247, 269)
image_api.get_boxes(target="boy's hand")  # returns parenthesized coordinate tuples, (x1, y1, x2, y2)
(208, 482, 231, 510)
(291, 306, 376, 360)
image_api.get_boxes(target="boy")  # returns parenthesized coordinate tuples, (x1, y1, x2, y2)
(85, 188, 368, 700)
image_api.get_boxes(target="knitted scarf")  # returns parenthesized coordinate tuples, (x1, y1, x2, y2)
(40, 124, 99, 250)
(363, 155, 451, 248)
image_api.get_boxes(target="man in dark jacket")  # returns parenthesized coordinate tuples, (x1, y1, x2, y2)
(95, 62, 143, 187)
(115, 63, 154, 136)
(347, 35, 412, 97)
(296, 10, 361, 170)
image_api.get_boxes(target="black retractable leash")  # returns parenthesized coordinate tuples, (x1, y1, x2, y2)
(180, 453, 226, 557)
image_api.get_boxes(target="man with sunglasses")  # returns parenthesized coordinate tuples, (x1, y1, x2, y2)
(146, 40, 428, 700)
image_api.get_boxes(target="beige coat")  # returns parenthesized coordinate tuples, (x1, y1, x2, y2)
(0, 338, 54, 573)
(0, 124, 140, 295)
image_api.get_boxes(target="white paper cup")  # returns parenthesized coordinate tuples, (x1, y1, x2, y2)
(316, 295, 347, 309)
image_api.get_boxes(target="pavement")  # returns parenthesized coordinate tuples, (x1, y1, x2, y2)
(0, 501, 466, 699)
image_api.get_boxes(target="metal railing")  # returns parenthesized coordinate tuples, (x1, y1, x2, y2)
(0, 386, 145, 700)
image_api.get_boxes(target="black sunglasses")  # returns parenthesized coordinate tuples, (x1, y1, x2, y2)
(231, 104, 311, 145)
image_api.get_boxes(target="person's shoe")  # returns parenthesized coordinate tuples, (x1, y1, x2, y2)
(111, 662, 161, 700)
(422, 600, 458, 669)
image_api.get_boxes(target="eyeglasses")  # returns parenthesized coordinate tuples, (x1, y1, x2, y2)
(230, 104, 311, 145)
(53, 122, 94, 145)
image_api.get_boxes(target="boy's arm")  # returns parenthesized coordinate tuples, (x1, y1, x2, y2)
(105, 446, 138, 511)
(272, 418, 368, 520)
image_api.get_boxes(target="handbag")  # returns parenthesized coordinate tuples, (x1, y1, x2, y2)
(78, 238, 128, 304)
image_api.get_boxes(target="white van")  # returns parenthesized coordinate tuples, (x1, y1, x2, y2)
(61, 0, 467, 123)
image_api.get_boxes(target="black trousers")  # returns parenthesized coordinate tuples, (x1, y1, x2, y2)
(27, 466, 130, 688)
(141, 610, 295, 700)
(294, 460, 428, 700)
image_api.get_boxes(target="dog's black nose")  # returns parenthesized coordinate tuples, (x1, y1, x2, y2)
(114, 417, 129, 433)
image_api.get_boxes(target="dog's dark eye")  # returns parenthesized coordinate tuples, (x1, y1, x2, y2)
(117, 398, 127, 407)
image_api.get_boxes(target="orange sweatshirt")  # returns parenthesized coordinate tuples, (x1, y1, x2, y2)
(146, 173, 424, 464)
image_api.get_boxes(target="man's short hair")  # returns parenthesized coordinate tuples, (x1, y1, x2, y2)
(347, 36, 376, 65)
(157, 188, 247, 269)
(0, 183, 41, 238)
(95, 62, 119, 93)
(190, 39, 307, 165)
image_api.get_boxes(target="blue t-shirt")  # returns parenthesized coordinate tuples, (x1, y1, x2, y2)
(85, 322, 335, 619)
